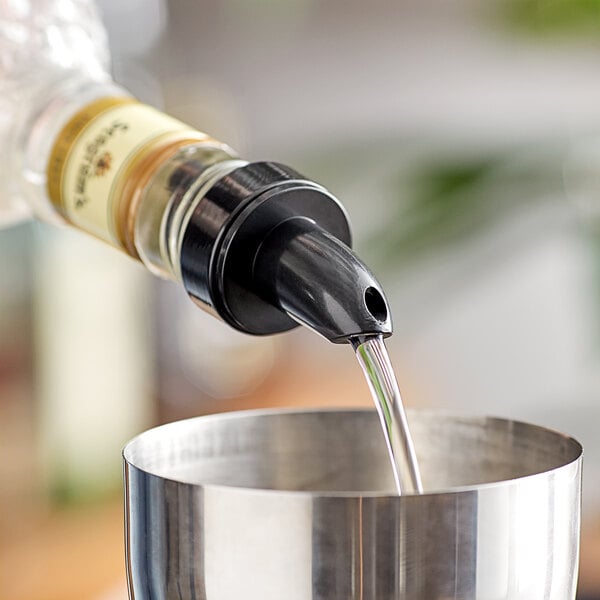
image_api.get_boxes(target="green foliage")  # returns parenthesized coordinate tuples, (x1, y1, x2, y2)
(372, 159, 497, 264)
(364, 147, 563, 270)
(504, 0, 600, 37)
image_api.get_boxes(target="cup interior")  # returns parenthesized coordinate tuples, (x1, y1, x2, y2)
(123, 409, 582, 494)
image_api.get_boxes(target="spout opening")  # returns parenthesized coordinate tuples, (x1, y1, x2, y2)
(364, 287, 388, 323)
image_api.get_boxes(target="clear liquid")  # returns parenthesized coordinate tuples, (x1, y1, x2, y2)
(354, 335, 423, 495)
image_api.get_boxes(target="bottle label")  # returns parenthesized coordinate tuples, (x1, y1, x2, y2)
(47, 97, 206, 245)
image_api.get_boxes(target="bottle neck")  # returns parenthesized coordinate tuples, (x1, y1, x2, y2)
(43, 91, 240, 279)
(133, 148, 247, 280)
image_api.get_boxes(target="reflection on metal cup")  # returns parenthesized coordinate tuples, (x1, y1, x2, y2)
(123, 409, 582, 600)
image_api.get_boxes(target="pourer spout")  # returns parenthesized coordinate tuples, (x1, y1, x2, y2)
(179, 161, 393, 342)
(253, 218, 392, 343)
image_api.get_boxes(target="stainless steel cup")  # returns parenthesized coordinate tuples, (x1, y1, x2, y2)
(123, 409, 582, 600)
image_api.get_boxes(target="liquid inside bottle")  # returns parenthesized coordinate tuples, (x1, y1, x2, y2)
(354, 335, 423, 495)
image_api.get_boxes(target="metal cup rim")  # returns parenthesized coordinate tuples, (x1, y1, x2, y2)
(122, 407, 583, 499)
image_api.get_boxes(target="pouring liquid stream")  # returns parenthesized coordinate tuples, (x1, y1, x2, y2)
(353, 335, 423, 495)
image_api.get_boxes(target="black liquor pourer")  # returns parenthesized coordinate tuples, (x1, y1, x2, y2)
(179, 162, 392, 343)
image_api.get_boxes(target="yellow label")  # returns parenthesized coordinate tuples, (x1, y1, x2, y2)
(47, 97, 205, 245)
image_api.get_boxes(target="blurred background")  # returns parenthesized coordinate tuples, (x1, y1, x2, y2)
(3, 0, 600, 597)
